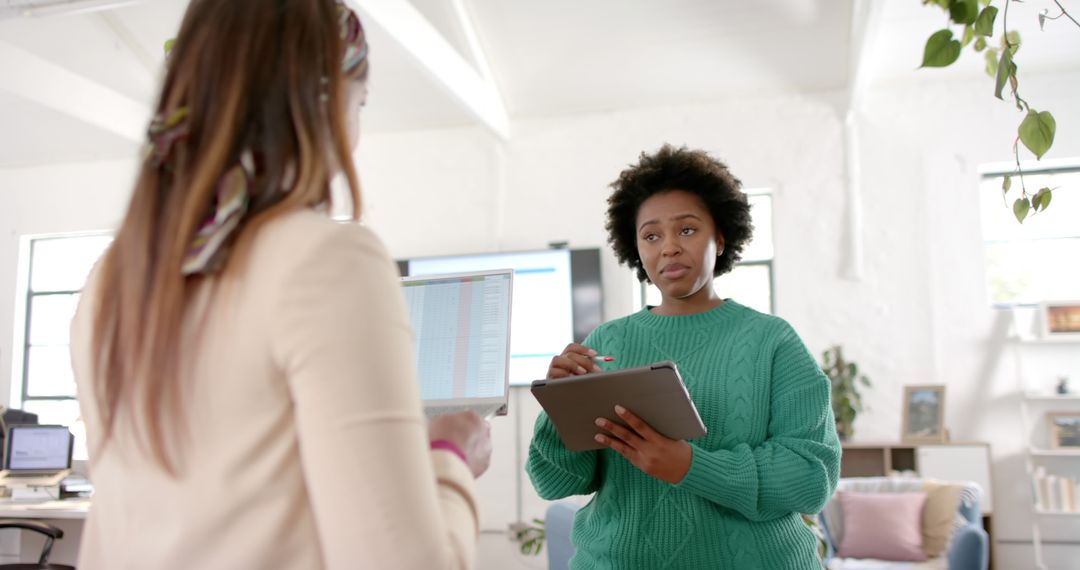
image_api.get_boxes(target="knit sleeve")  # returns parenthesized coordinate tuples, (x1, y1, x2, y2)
(674, 322, 841, 522)
(524, 330, 604, 499)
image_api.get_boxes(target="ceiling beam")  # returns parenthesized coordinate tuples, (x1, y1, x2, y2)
(0, 0, 141, 19)
(0, 40, 150, 142)
(841, 0, 885, 281)
(99, 11, 158, 79)
(449, 0, 498, 90)
(349, 0, 510, 139)
(846, 0, 885, 110)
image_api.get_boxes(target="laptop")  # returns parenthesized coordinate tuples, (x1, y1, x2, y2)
(0, 425, 73, 488)
(400, 269, 513, 419)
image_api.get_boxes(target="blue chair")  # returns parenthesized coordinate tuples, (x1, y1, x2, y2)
(818, 478, 988, 570)
(545, 501, 581, 570)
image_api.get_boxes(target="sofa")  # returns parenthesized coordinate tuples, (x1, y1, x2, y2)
(818, 477, 989, 570)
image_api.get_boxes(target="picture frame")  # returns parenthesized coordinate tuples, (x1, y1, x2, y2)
(1040, 301, 1080, 338)
(1047, 412, 1080, 449)
(901, 385, 947, 444)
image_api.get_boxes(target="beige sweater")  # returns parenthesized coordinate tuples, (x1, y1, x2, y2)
(70, 210, 479, 569)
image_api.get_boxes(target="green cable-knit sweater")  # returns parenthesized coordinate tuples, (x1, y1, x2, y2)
(526, 300, 841, 570)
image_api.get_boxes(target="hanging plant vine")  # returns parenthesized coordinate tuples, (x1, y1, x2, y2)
(920, 0, 1077, 223)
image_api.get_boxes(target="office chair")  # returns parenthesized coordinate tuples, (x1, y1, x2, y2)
(0, 519, 74, 570)
(0, 409, 40, 459)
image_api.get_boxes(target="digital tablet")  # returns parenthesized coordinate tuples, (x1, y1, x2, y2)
(530, 360, 707, 451)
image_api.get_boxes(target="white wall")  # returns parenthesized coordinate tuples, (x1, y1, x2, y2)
(0, 158, 136, 402)
(2, 69, 1079, 568)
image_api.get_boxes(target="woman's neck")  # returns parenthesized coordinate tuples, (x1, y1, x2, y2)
(651, 287, 724, 316)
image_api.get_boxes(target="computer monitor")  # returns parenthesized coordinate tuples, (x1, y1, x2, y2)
(4, 425, 73, 473)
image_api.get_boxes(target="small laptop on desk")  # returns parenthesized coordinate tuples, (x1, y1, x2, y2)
(0, 425, 73, 488)
(401, 269, 513, 419)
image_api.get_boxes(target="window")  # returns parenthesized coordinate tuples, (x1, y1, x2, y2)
(16, 234, 112, 460)
(638, 192, 775, 314)
(980, 166, 1080, 306)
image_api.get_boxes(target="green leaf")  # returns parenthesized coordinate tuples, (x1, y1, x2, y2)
(962, 25, 975, 46)
(1013, 197, 1031, 223)
(1003, 175, 1012, 195)
(994, 48, 1012, 99)
(1019, 110, 1056, 159)
(985, 48, 999, 76)
(1004, 30, 1022, 55)
(163, 38, 176, 55)
(974, 36, 987, 51)
(1032, 188, 1053, 211)
(921, 29, 963, 68)
(950, 0, 979, 24)
(975, 6, 998, 36)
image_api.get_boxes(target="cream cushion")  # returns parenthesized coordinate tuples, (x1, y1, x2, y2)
(920, 479, 964, 557)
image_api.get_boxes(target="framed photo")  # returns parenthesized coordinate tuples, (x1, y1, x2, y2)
(1047, 412, 1080, 449)
(901, 385, 946, 443)
(1040, 301, 1080, 338)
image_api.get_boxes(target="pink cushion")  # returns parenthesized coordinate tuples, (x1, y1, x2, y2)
(836, 491, 928, 562)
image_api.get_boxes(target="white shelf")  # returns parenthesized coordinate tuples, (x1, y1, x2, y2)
(1034, 508, 1080, 517)
(1025, 392, 1080, 401)
(1030, 448, 1080, 457)
(1010, 336, 1080, 345)
(1012, 309, 1080, 568)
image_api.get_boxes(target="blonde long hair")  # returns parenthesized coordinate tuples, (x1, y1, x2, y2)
(90, 0, 366, 474)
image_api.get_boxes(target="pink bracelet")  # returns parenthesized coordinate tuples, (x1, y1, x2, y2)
(430, 439, 467, 463)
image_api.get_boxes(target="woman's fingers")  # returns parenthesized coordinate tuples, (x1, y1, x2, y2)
(594, 433, 634, 458)
(595, 417, 643, 447)
(562, 343, 602, 373)
(561, 342, 597, 357)
(548, 354, 587, 376)
(547, 343, 601, 378)
(614, 405, 661, 440)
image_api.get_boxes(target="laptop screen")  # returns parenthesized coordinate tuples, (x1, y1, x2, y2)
(5, 425, 72, 471)
(401, 270, 512, 402)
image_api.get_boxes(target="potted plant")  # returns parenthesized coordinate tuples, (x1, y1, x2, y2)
(509, 519, 545, 556)
(821, 345, 871, 441)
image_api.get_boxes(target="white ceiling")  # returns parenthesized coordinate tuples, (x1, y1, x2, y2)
(0, 0, 1077, 168)
(468, 0, 853, 116)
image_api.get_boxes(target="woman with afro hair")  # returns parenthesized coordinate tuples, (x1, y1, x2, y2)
(527, 144, 841, 569)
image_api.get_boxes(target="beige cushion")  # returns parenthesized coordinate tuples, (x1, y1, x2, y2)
(920, 480, 964, 557)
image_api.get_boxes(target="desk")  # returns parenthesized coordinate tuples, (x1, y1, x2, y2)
(0, 499, 88, 566)
(0, 499, 89, 520)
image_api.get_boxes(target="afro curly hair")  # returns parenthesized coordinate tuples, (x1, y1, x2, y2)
(605, 144, 754, 283)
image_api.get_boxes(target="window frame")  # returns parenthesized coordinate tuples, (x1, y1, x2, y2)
(637, 259, 775, 314)
(13, 232, 111, 411)
(978, 160, 1080, 308)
